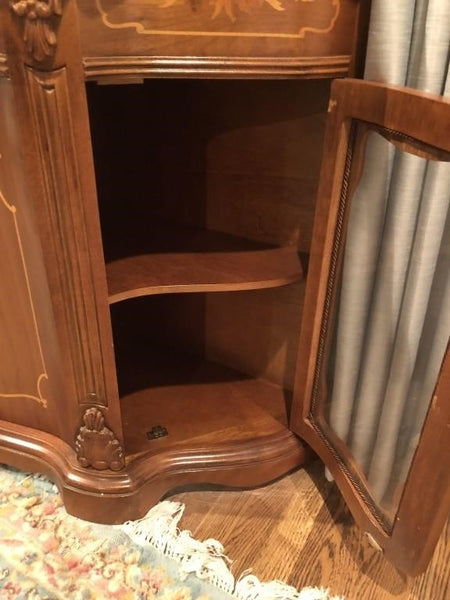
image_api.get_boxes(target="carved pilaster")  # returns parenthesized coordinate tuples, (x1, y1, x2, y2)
(75, 408, 124, 471)
(25, 66, 109, 407)
(10, 0, 63, 62)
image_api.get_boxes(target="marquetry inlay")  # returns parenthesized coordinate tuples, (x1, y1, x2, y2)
(94, 0, 341, 40)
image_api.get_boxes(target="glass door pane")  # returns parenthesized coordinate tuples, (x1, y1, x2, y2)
(318, 125, 450, 526)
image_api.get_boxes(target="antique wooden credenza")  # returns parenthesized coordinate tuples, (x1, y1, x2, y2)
(0, 0, 448, 576)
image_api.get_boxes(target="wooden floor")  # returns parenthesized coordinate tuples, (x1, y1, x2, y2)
(170, 461, 449, 600)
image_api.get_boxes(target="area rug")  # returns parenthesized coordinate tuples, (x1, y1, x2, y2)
(0, 465, 342, 600)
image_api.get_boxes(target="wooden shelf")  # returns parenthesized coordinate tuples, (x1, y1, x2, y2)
(118, 352, 292, 460)
(106, 225, 303, 303)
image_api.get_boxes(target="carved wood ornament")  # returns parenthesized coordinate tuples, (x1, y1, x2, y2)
(75, 408, 125, 471)
(10, 0, 63, 62)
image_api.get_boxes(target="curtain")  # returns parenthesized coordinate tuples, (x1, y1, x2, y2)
(328, 0, 450, 515)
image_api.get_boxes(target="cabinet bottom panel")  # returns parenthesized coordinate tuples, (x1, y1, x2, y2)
(120, 353, 292, 460)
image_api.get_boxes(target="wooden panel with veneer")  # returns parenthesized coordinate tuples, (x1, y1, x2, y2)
(205, 282, 306, 391)
(0, 75, 73, 441)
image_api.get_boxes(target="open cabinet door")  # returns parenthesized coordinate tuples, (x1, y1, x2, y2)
(290, 79, 450, 576)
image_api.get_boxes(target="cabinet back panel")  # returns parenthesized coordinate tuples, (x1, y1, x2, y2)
(0, 78, 75, 439)
(87, 78, 329, 256)
(205, 282, 305, 391)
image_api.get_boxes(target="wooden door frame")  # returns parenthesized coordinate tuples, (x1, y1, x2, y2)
(290, 78, 450, 575)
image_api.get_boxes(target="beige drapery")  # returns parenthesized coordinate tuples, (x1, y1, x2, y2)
(328, 0, 450, 513)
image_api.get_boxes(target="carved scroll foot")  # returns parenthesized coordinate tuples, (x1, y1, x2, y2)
(75, 407, 124, 471)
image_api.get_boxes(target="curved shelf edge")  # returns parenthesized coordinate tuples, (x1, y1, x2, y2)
(0, 419, 309, 524)
(107, 246, 303, 304)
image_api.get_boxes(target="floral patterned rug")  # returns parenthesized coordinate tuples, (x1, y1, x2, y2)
(0, 464, 342, 600)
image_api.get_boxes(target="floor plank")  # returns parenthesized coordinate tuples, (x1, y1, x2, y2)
(169, 462, 449, 599)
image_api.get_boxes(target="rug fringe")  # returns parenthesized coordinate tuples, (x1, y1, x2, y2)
(119, 501, 343, 600)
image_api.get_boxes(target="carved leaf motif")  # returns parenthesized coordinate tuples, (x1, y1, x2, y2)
(10, 0, 63, 62)
(83, 406, 105, 431)
(75, 408, 125, 471)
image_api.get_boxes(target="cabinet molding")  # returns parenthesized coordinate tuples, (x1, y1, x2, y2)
(83, 55, 352, 81)
(25, 66, 108, 408)
(9, 0, 63, 62)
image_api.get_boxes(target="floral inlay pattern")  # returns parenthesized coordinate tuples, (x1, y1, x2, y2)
(188, 0, 284, 22)
(94, 0, 341, 40)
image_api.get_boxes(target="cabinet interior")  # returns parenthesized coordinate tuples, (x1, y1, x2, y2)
(86, 78, 330, 459)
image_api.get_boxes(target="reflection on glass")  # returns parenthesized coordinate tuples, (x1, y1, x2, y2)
(322, 128, 450, 523)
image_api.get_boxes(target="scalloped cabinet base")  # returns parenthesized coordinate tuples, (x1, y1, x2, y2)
(0, 418, 307, 524)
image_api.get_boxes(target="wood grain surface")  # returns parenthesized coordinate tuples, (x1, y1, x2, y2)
(206, 282, 305, 391)
(170, 461, 449, 599)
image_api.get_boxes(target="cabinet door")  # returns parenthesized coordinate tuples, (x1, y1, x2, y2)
(290, 79, 450, 576)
